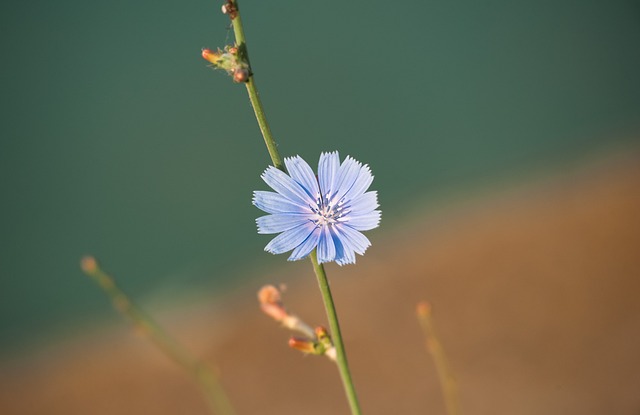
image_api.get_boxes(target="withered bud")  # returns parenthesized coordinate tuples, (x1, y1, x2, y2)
(288, 337, 317, 354)
(221, 1, 238, 19)
(80, 256, 98, 274)
(258, 285, 282, 305)
(416, 301, 432, 318)
(201, 48, 221, 64)
(315, 326, 330, 341)
(258, 285, 287, 322)
(233, 68, 250, 83)
(315, 326, 333, 351)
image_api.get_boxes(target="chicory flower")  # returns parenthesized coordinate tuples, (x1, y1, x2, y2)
(253, 152, 380, 265)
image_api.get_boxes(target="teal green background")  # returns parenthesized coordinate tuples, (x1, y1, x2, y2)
(1, 0, 639, 353)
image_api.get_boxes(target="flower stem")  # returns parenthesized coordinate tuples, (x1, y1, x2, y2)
(228, 0, 284, 171)
(245, 78, 283, 170)
(310, 251, 363, 415)
(226, 2, 362, 413)
(80, 256, 236, 415)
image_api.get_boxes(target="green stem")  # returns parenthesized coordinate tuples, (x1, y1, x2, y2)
(81, 257, 236, 415)
(229, 0, 284, 171)
(227, 2, 362, 413)
(245, 78, 284, 170)
(310, 251, 363, 415)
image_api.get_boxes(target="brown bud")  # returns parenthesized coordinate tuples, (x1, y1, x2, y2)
(288, 337, 316, 354)
(258, 285, 287, 321)
(233, 68, 250, 83)
(221, 1, 238, 19)
(258, 285, 281, 305)
(201, 48, 221, 64)
(80, 256, 98, 274)
(416, 301, 432, 318)
(315, 326, 330, 340)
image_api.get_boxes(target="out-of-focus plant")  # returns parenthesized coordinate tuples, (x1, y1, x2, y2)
(80, 256, 236, 415)
(417, 301, 460, 415)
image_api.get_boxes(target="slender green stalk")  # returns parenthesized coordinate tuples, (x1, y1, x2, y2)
(228, 0, 283, 171)
(81, 256, 236, 415)
(245, 78, 283, 170)
(310, 251, 362, 415)
(226, 2, 362, 412)
(417, 302, 459, 415)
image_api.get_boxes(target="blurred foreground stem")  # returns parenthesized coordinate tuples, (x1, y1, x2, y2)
(81, 256, 236, 415)
(417, 302, 459, 415)
(226, 2, 362, 413)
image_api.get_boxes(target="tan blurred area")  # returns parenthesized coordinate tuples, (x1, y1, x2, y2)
(1, 151, 639, 415)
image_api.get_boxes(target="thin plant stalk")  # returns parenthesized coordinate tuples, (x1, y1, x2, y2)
(310, 251, 362, 415)
(417, 302, 459, 415)
(227, 0, 283, 171)
(244, 78, 283, 170)
(81, 256, 236, 415)
(225, 2, 362, 413)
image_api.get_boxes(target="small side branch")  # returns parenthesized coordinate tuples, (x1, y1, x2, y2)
(80, 256, 236, 415)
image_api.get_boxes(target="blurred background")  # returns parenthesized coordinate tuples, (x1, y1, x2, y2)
(1, 0, 639, 414)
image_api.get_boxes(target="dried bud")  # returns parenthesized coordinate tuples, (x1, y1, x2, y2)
(201, 48, 222, 65)
(258, 284, 281, 304)
(315, 326, 330, 341)
(288, 337, 318, 354)
(221, 1, 238, 19)
(258, 285, 287, 322)
(416, 301, 432, 318)
(315, 326, 333, 352)
(202, 45, 250, 83)
(233, 68, 250, 83)
(80, 256, 98, 274)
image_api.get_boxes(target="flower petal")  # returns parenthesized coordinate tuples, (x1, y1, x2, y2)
(264, 222, 315, 254)
(344, 211, 381, 231)
(318, 151, 340, 202)
(336, 224, 371, 255)
(331, 156, 362, 205)
(256, 213, 314, 234)
(331, 227, 356, 265)
(345, 164, 374, 199)
(347, 191, 379, 215)
(261, 166, 315, 206)
(317, 226, 336, 263)
(253, 191, 309, 214)
(335, 248, 356, 266)
(285, 156, 320, 199)
(288, 226, 321, 261)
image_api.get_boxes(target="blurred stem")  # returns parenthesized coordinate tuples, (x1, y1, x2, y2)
(227, 2, 362, 413)
(228, 0, 284, 171)
(310, 251, 362, 415)
(417, 302, 459, 415)
(81, 257, 236, 415)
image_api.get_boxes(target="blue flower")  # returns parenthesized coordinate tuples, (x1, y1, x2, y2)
(253, 151, 381, 265)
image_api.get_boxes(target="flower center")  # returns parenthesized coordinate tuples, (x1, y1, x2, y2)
(311, 191, 348, 227)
